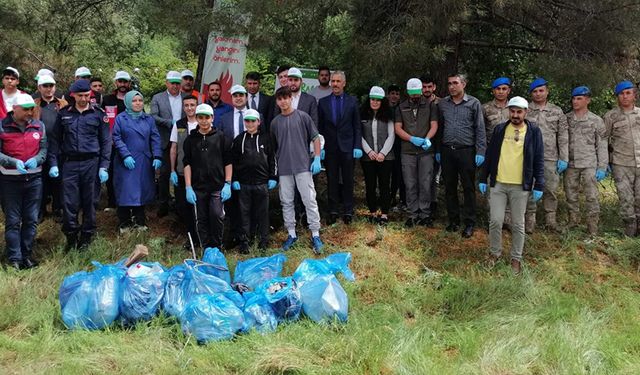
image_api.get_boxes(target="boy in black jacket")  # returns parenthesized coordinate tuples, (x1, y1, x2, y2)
(231, 109, 277, 253)
(183, 103, 232, 249)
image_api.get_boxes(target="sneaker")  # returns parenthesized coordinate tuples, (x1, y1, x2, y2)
(134, 225, 149, 232)
(312, 236, 324, 254)
(281, 235, 298, 251)
(511, 259, 522, 275)
(378, 216, 389, 225)
(103, 207, 115, 212)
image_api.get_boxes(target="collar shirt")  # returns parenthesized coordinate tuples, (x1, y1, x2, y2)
(167, 91, 182, 123)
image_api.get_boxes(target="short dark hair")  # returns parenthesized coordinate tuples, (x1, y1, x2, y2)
(387, 84, 400, 93)
(276, 65, 291, 75)
(420, 75, 435, 85)
(245, 71, 262, 81)
(90, 77, 102, 83)
(275, 86, 292, 99)
(318, 65, 331, 74)
(182, 95, 198, 102)
(208, 81, 222, 89)
(447, 73, 467, 83)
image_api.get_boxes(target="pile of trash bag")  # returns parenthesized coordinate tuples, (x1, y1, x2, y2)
(58, 250, 355, 344)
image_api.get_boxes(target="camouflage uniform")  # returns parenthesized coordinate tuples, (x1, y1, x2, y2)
(482, 99, 510, 146)
(603, 106, 640, 236)
(525, 101, 569, 232)
(564, 110, 607, 234)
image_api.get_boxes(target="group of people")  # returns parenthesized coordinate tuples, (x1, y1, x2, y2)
(0, 63, 638, 275)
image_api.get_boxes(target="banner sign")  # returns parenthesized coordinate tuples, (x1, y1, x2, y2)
(275, 67, 322, 93)
(200, 33, 249, 103)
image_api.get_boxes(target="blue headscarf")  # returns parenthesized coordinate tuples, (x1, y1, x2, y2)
(124, 90, 143, 119)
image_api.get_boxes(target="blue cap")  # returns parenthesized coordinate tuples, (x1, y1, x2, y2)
(614, 80, 635, 96)
(528, 78, 548, 93)
(571, 86, 591, 97)
(70, 79, 91, 93)
(491, 77, 511, 89)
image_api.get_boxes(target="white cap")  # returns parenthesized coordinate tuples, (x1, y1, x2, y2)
(406, 78, 422, 95)
(181, 69, 195, 78)
(3, 66, 19, 78)
(75, 66, 91, 77)
(13, 93, 36, 108)
(195, 103, 214, 116)
(114, 71, 131, 81)
(229, 84, 247, 95)
(37, 75, 56, 86)
(244, 109, 260, 121)
(369, 86, 385, 99)
(507, 96, 528, 109)
(288, 67, 303, 78)
(34, 68, 54, 80)
(166, 70, 182, 83)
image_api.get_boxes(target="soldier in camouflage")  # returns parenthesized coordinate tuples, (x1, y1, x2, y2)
(483, 77, 511, 146)
(603, 80, 640, 237)
(564, 86, 608, 235)
(525, 78, 569, 233)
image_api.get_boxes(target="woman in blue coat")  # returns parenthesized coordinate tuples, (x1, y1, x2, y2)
(113, 90, 162, 232)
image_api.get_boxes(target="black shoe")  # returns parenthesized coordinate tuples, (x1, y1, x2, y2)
(239, 242, 250, 254)
(225, 237, 240, 250)
(327, 214, 338, 225)
(419, 217, 433, 227)
(368, 215, 378, 224)
(462, 225, 474, 238)
(342, 215, 353, 225)
(378, 216, 389, 225)
(405, 218, 417, 228)
(65, 233, 78, 251)
(22, 257, 38, 269)
(78, 233, 93, 251)
(430, 202, 438, 220)
(7, 261, 22, 270)
(446, 223, 460, 232)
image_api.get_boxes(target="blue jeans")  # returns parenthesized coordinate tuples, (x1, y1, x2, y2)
(1, 175, 42, 262)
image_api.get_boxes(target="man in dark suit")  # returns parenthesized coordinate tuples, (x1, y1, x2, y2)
(273, 67, 318, 127)
(318, 70, 363, 224)
(245, 71, 274, 130)
(150, 70, 186, 217)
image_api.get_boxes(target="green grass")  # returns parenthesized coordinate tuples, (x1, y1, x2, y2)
(1, 182, 640, 374)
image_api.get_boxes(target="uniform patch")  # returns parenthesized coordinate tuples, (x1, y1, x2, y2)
(103, 116, 109, 123)
(33, 132, 41, 140)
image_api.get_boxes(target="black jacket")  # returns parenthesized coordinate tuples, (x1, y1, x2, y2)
(231, 131, 276, 184)
(479, 119, 545, 192)
(183, 127, 231, 192)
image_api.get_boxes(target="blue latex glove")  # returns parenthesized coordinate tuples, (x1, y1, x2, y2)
(170, 171, 178, 186)
(478, 183, 487, 195)
(320, 149, 325, 160)
(98, 168, 109, 183)
(532, 190, 543, 202)
(310, 156, 322, 175)
(435, 153, 441, 163)
(49, 166, 59, 178)
(186, 186, 197, 205)
(152, 159, 162, 170)
(15, 160, 27, 174)
(24, 157, 37, 169)
(232, 181, 241, 190)
(221, 183, 232, 202)
(475, 154, 485, 167)
(410, 136, 425, 147)
(556, 159, 568, 174)
(353, 148, 363, 159)
(421, 138, 432, 151)
(123, 156, 136, 170)
(268, 179, 278, 190)
(595, 169, 606, 182)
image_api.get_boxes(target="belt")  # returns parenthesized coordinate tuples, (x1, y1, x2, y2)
(65, 153, 98, 161)
(442, 144, 474, 150)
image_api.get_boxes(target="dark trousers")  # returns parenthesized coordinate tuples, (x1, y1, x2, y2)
(41, 161, 62, 215)
(1, 175, 42, 262)
(361, 160, 393, 214)
(158, 147, 170, 209)
(195, 190, 225, 248)
(441, 146, 477, 226)
(175, 175, 197, 241)
(224, 190, 242, 241)
(390, 139, 406, 204)
(106, 147, 116, 208)
(62, 158, 99, 236)
(238, 184, 269, 247)
(325, 150, 355, 216)
(117, 206, 146, 228)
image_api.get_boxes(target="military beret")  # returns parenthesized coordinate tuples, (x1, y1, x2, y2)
(614, 80, 635, 96)
(491, 77, 511, 89)
(571, 86, 591, 97)
(528, 77, 548, 93)
(70, 79, 91, 93)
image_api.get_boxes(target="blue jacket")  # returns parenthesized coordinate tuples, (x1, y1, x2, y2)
(479, 119, 545, 192)
(318, 93, 362, 153)
(112, 112, 162, 206)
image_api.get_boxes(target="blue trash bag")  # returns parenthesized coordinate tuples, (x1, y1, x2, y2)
(293, 252, 355, 286)
(233, 253, 286, 290)
(59, 262, 125, 330)
(120, 262, 169, 323)
(241, 291, 278, 334)
(180, 294, 245, 344)
(185, 260, 244, 309)
(258, 277, 302, 322)
(163, 264, 189, 318)
(202, 247, 231, 285)
(300, 274, 348, 323)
